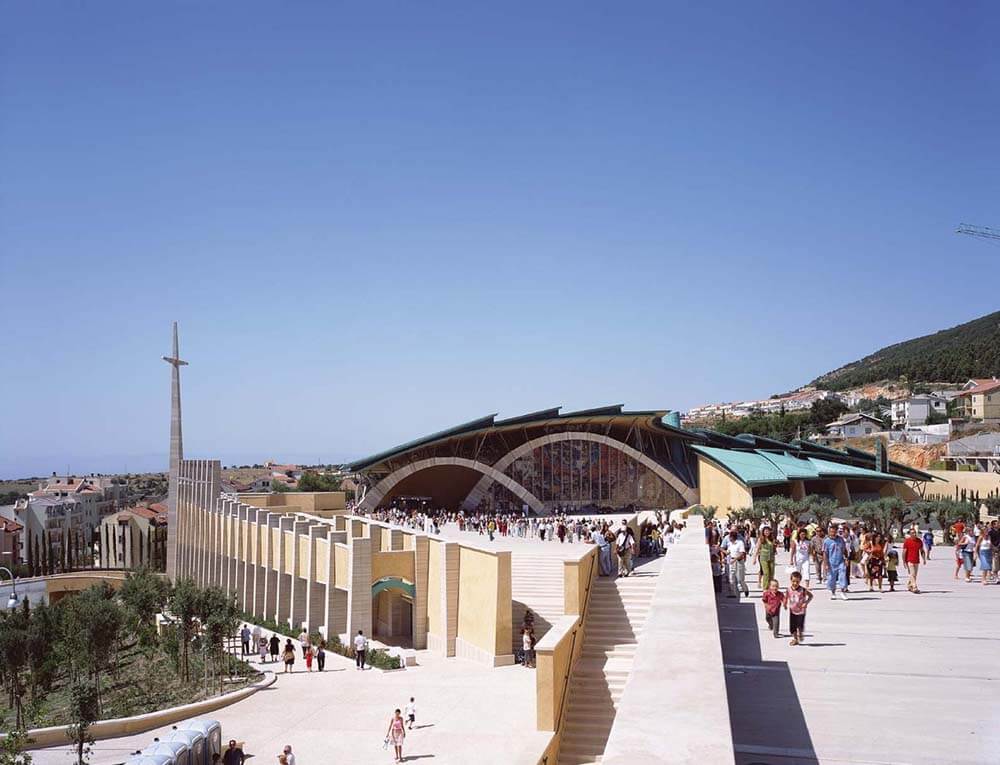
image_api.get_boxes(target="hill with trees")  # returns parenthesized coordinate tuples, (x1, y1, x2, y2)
(809, 310, 1000, 390)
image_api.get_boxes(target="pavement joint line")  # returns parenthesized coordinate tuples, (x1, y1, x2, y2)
(720, 625, 1000, 641)
(723, 662, 997, 683)
(734, 743, 913, 765)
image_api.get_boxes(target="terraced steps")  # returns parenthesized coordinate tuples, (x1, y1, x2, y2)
(556, 563, 661, 765)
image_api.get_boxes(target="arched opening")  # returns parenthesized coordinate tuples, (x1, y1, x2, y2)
(372, 577, 414, 647)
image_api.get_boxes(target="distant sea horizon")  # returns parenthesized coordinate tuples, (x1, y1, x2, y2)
(0, 450, 358, 482)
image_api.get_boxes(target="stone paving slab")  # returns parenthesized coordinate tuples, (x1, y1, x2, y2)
(721, 553, 999, 765)
(29, 647, 549, 765)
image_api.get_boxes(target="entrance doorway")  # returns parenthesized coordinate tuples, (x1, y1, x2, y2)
(373, 589, 413, 647)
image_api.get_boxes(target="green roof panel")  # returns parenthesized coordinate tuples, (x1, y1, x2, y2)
(691, 445, 788, 486)
(759, 451, 820, 480)
(807, 457, 904, 482)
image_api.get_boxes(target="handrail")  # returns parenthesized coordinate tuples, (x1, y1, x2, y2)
(541, 548, 597, 763)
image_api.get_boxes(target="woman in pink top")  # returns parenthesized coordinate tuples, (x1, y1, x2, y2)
(385, 708, 406, 763)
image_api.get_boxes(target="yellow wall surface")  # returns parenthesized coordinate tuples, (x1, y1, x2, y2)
(923, 470, 1000, 500)
(697, 457, 753, 514)
(315, 539, 329, 584)
(270, 527, 281, 569)
(297, 537, 309, 578)
(536, 620, 579, 731)
(426, 539, 442, 639)
(456, 547, 510, 657)
(334, 542, 349, 588)
(563, 549, 598, 616)
(372, 549, 415, 584)
(241, 492, 346, 512)
(283, 532, 294, 575)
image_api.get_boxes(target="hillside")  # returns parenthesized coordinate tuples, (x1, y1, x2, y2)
(810, 309, 1000, 391)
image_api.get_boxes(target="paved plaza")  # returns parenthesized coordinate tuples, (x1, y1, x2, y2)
(30, 643, 549, 765)
(720, 550, 998, 765)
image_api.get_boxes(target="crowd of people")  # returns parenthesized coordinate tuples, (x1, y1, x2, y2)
(707, 515, 1000, 645)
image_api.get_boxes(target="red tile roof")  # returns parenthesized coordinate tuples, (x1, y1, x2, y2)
(1, 519, 22, 533)
(959, 380, 1000, 397)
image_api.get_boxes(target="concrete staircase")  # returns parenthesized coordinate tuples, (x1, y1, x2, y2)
(510, 553, 569, 653)
(556, 566, 660, 765)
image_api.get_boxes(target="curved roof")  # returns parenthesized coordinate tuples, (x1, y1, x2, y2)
(346, 405, 694, 471)
(691, 445, 905, 487)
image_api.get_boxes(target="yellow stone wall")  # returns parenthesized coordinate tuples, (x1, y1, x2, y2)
(372, 549, 415, 584)
(456, 547, 510, 657)
(697, 456, 753, 514)
(426, 539, 442, 638)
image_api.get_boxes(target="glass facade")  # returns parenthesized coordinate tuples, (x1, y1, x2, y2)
(480, 439, 683, 512)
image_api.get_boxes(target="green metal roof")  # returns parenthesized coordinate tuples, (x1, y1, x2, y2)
(761, 451, 820, 480)
(806, 457, 904, 482)
(691, 445, 788, 486)
(692, 445, 905, 487)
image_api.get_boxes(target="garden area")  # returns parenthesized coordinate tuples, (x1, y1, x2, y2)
(0, 569, 260, 760)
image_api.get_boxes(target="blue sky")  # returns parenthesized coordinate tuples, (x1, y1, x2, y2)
(1, 2, 998, 478)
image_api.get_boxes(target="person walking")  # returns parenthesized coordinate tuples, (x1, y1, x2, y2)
(867, 533, 886, 592)
(902, 527, 927, 593)
(258, 635, 268, 663)
(615, 520, 636, 577)
(304, 642, 314, 672)
(385, 708, 406, 763)
(822, 525, 849, 600)
(957, 528, 976, 583)
(922, 527, 934, 559)
(726, 528, 749, 597)
(282, 639, 295, 673)
(784, 571, 814, 645)
(354, 630, 368, 670)
(282, 745, 296, 765)
(222, 740, 245, 765)
(404, 697, 416, 730)
(753, 526, 776, 592)
(974, 527, 994, 585)
(761, 579, 785, 638)
(809, 527, 828, 584)
(269, 633, 280, 663)
(790, 529, 811, 588)
(240, 624, 251, 657)
(316, 640, 326, 671)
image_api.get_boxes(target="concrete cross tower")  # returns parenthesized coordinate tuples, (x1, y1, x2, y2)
(163, 321, 188, 580)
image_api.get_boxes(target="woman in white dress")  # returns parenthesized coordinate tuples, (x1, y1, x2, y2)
(790, 528, 812, 587)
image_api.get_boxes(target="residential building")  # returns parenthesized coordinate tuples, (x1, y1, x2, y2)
(99, 503, 168, 570)
(1, 518, 22, 567)
(891, 395, 948, 427)
(955, 378, 1000, 422)
(823, 413, 886, 440)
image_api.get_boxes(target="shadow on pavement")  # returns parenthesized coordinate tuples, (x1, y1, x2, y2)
(717, 593, 819, 765)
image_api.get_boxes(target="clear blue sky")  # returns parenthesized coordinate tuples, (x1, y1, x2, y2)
(2, 2, 998, 479)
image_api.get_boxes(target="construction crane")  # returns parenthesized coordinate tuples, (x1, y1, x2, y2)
(956, 223, 1000, 241)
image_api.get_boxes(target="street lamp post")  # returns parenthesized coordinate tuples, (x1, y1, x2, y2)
(0, 565, 19, 609)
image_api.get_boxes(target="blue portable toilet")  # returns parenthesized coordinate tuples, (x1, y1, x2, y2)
(125, 755, 173, 765)
(143, 739, 189, 765)
(164, 728, 205, 765)
(179, 719, 222, 765)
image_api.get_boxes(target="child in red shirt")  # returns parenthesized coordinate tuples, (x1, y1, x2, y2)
(761, 579, 785, 638)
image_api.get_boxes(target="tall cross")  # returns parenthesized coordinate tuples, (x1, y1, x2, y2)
(163, 321, 186, 581)
(162, 322, 189, 369)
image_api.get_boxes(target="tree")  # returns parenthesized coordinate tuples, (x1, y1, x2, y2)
(810, 399, 849, 430)
(270, 479, 291, 493)
(800, 495, 838, 530)
(168, 578, 201, 682)
(65, 680, 99, 765)
(196, 587, 241, 695)
(119, 568, 172, 652)
(689, 505, 717, 521)
(0, 728, 33, 765)
(0, 602, 30, 728)
(297, 471, 341, 493)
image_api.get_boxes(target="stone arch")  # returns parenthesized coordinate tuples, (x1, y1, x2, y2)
(358, 457, 546, 514)
(462, 431, 698, 509)
(372, 576, 415, 599)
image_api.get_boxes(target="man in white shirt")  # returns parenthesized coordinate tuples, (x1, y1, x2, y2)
(404, 697, 416, 730)
(726, 529, 749, 597)
(615, 520, 636, 577)
(282, 745, 295, 765)
(353, 630, 368, 670)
